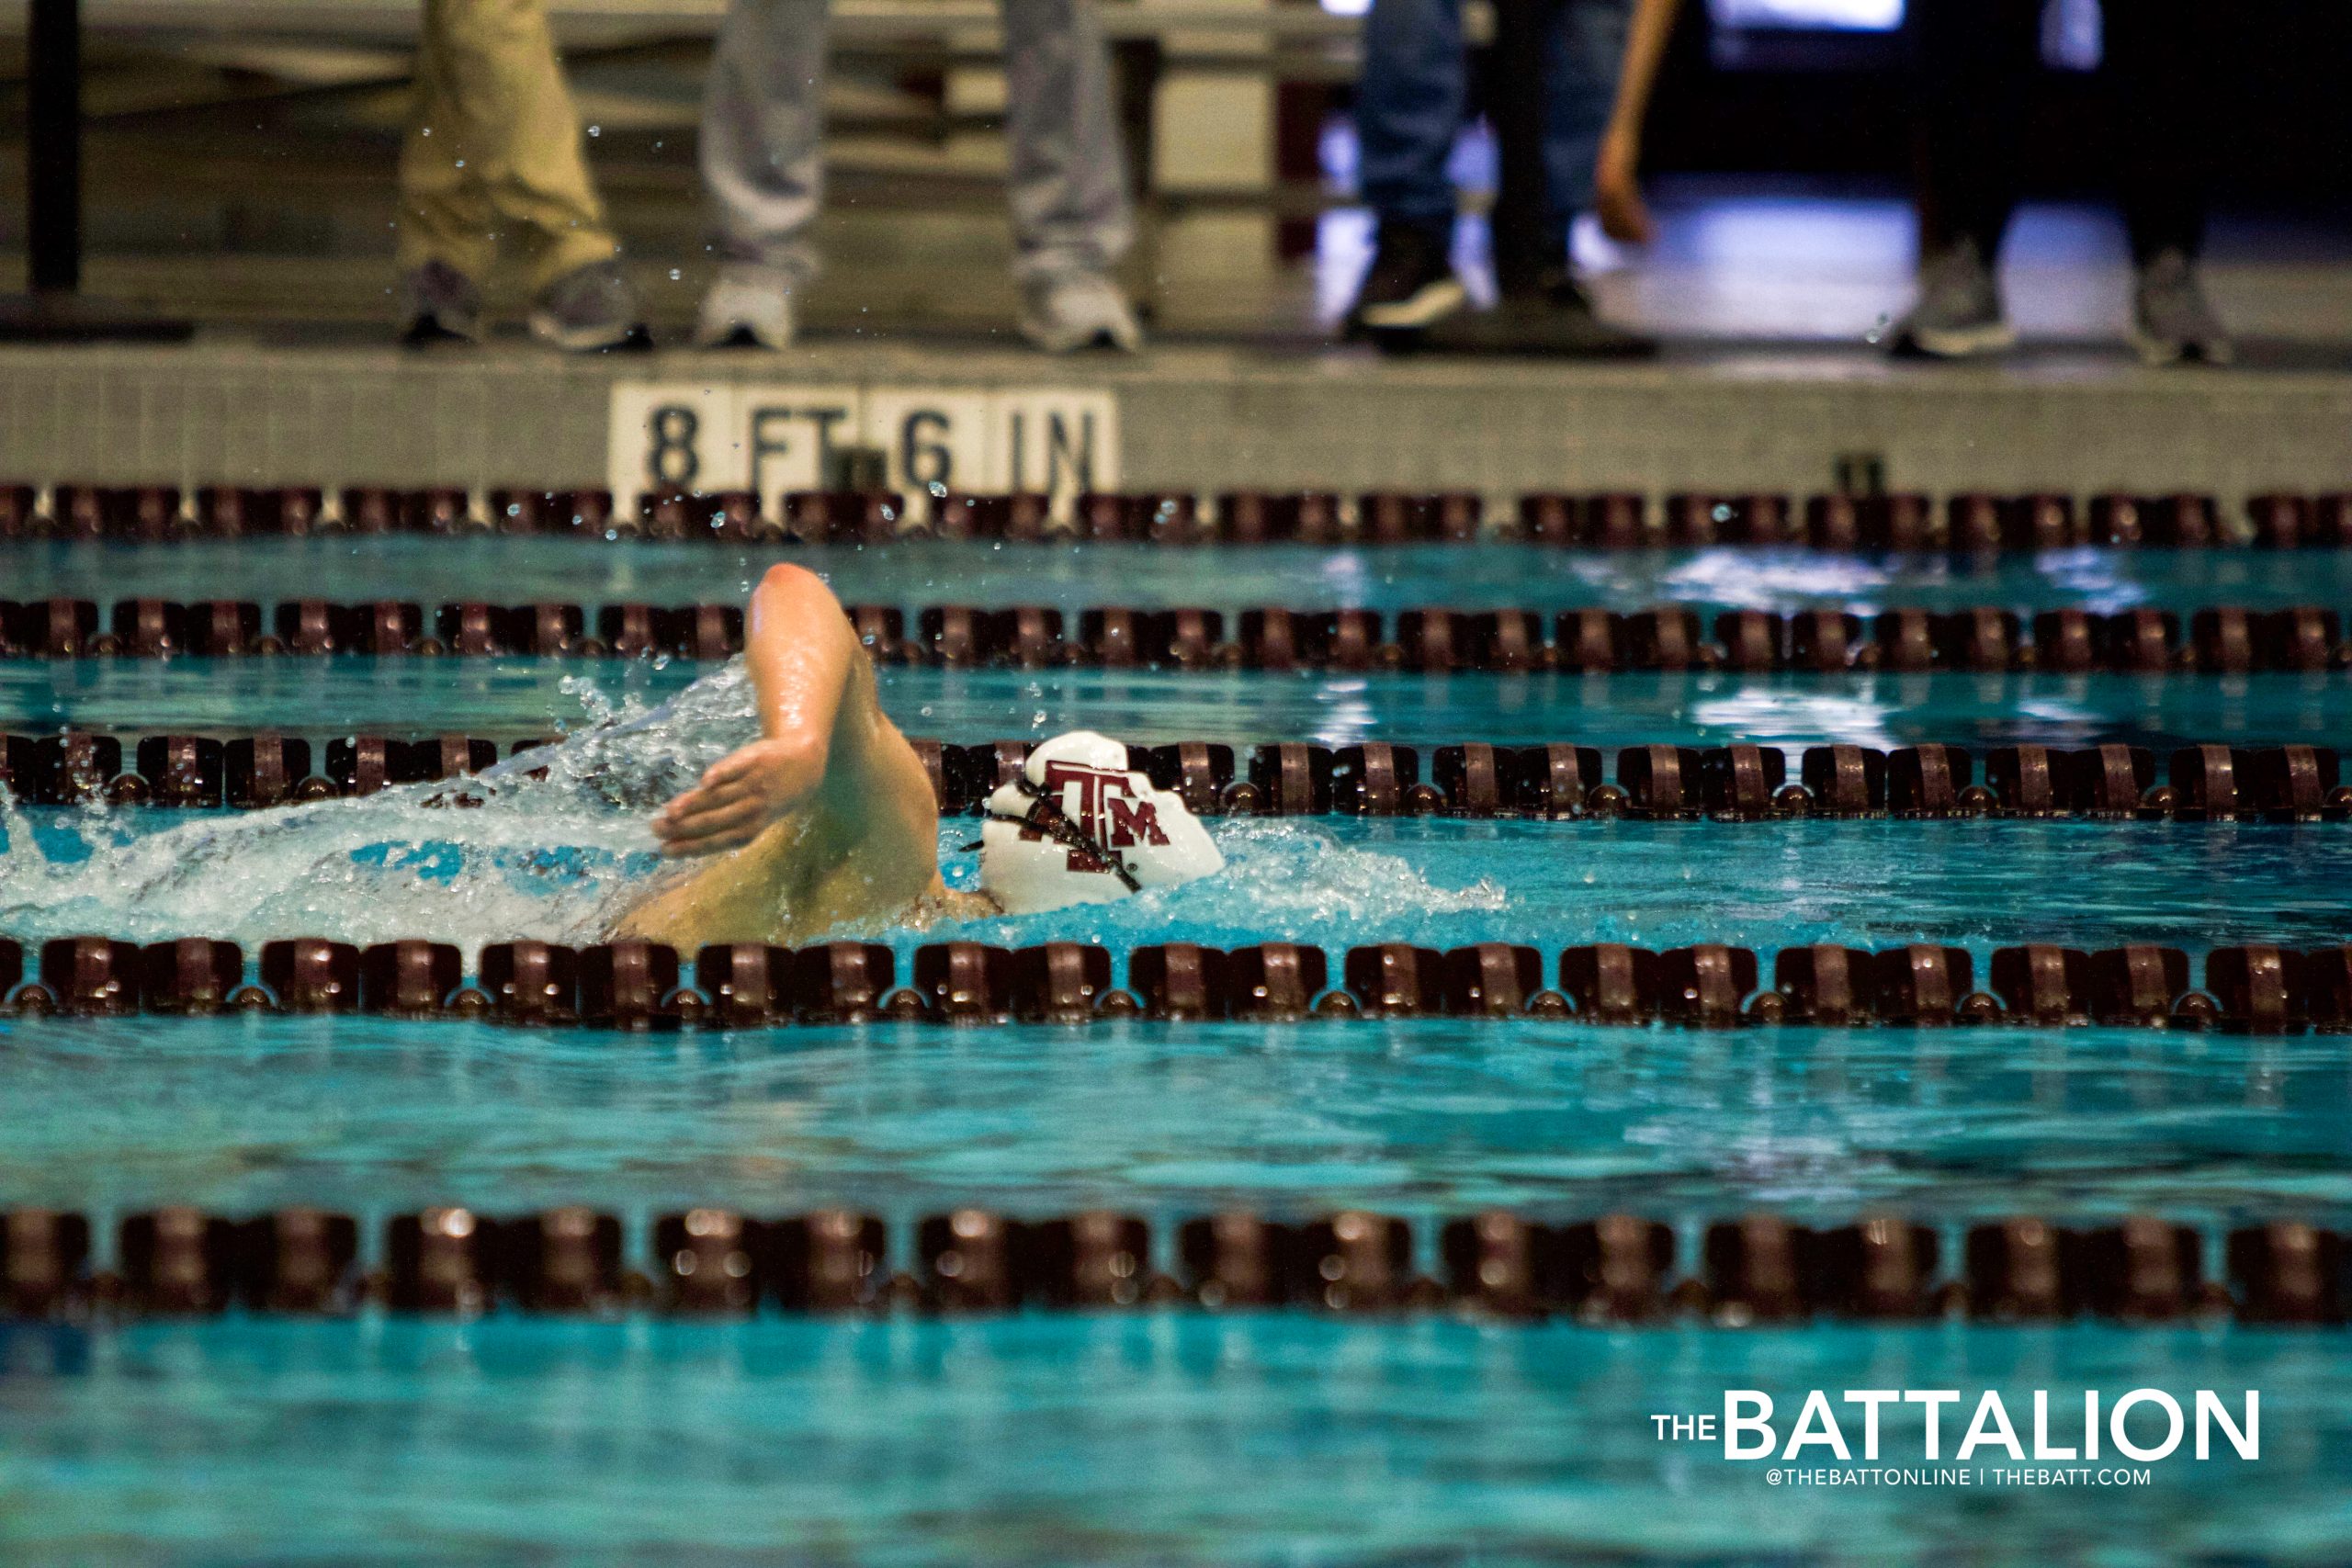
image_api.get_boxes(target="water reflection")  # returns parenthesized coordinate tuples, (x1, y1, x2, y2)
(3, 1014, 2346, 1224)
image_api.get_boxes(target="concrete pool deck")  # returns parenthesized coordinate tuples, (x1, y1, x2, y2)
(1, 333, 2347, 503)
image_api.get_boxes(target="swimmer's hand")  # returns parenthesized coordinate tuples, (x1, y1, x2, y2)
(651, 736, 827, 857)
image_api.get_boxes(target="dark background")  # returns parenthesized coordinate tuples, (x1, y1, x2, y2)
(1645, 1, 2352, 210)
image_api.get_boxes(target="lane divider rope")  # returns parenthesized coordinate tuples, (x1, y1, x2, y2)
(0, 1204, 2338, 1324)
(3, 936, 2346, 1032)
(4, 599, 2351, 674)
(3, 485, 2349, 549)
(6, 733, 2344, 821)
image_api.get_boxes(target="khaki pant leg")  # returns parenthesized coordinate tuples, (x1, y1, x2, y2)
(397, 0, 618, 290)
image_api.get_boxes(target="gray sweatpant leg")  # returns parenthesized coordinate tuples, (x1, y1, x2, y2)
(700, 0, 827, 284)
(1000, 0, 1134, 280)
(700, 0, 1134, 284)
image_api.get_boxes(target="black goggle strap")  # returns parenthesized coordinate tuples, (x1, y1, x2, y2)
(971, 777, 1144, 893)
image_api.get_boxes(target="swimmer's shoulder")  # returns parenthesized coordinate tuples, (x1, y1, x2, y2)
(905, 888, 1001, 929)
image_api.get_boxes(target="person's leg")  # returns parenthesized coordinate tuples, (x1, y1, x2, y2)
(1487, 0, 1561, 293)
(1912, 0, 2041, 263)
(1483, 0, 1648, 351)
(998, 0, 1142, 350)
(1350, 0, 1470, 333)
(2106, 0, 2231, 362)
(396, 0, 505, 331)
(1491, 0, 1634, 294)
(998, 0, 1146, 350)
(1358, 0, 1466, 237)
(2107, 0, 2214, 265)
(1894, 0, 2041, 356)
(1536, 0, 1629, 247)
(396, 0, 639, 348)
(697, 0, 827, 344)
(400, 0, 620, 293)
(1000, 0, 1133, 280)
(1421, 0, 1648, 355)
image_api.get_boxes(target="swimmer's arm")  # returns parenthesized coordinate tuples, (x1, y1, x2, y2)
(651, 563, 871, 859)
(626, 564, 942, 945)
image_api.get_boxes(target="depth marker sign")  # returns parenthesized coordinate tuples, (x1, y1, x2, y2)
(607, 382, 1118, 517)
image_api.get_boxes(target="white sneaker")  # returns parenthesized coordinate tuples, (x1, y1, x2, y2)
(694, 265, 797, 350)
(1019, 271, 1143, 355)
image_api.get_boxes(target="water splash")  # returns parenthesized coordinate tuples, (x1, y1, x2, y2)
(0, 661, 1507, 955)
(0, 662, 766, 952)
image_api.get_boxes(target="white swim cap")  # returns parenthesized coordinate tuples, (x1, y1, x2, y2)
(978, 731, 1226, 914)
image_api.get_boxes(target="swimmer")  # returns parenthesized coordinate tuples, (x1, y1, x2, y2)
(614, 564, 1223, 947)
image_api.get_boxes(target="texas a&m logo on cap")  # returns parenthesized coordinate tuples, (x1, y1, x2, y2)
(1025, 760, 1171, 871)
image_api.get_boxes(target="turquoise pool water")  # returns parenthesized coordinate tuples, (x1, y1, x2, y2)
(4, 1011, 2348, 1224)
(6, 1317, 2348, 1566)
(10, 537, 2352, 615)
(6, 1315, 2346, 1566)
(10, 663, 2352, 750)
(5, 539, 2350, 1562)
(7, 811, 2352, 953)
(7, 539, 2351, 751)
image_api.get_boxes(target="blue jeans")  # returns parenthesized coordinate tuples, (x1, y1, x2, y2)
(1357, 0, 1628, 238)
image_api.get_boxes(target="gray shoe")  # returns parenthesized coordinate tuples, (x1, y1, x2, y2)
(397, 261, 482, 345)
(2132, 249, 2233, 367)
(1892, 238, 2016, 359)
(527, 260, 650, 353)
(1019, 271, 1143, 355)
(694, 265, 797, 350)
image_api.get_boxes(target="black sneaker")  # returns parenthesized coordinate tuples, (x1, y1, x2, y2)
(1420, 266, 1657, 359)
(1347, 221, 1466, 336)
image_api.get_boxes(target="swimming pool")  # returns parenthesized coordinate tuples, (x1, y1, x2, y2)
(5, 535, 2349, 1562)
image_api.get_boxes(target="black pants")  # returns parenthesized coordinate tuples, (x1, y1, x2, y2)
(1913, 0, 2222, 265)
